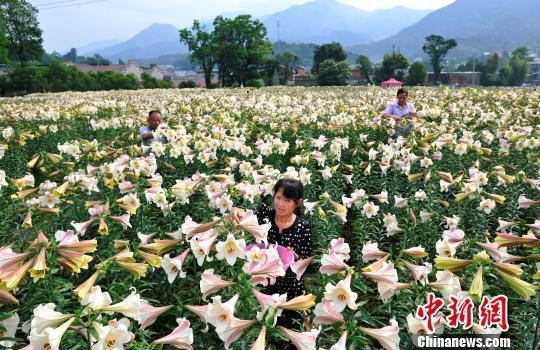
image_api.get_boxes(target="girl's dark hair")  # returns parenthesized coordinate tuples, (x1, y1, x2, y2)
(273, 178, 304, 215)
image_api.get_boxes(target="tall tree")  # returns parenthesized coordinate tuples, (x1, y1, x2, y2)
(355, 55, 373, 84)
(46, 60, 71, 91)
(506, 47, 531, 86)
(0, 0, 44, 65)
(212, 15, 272, 87)
(0, 20, 9, 64)
(376, 52, 409, 82)
(481, 52, 500, 86)
(312, 42, 347, 74)
(179, 20, 215, 88)
(317, 59, 351, 86)
(276, 52, 298, 84)
(511, 47, 530, 61)
(406, 61, 427, 86)
(422, 35, 457, 85)
(63, 48, 77, 63)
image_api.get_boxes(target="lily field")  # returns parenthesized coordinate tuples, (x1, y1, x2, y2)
(0, 86, 539, 349)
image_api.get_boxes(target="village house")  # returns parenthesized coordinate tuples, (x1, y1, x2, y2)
(350, 67, 368, 85)
(427, 71, 482, 86)
(171, 68, 219, 87)
(528, 59, 540, 85)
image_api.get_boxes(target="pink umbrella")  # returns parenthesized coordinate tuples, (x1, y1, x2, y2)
(381, 78, 404, 89)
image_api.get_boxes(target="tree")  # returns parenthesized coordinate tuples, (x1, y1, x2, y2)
(481, 52, 500, 86)
(376, 52, 409, 82)
(511, 47, 530, 61)
(91, 71, 139, 90)
(0, 0, 44, 65)
(457, 57, 483, 72)
(118, 58, 125, 65)
(212, 15, 273, 87)
(260, 58, 279, 86)
(406, 61, 427, 86)
(179, 80, 197, 88)
(312, 42, 347, 74)
(317, 59, 351, 86)
(276, 52, 298, 84)
(84, 54, 110, 65)
(140, 72, 174, 89)
(498, 64, 512, 86)
(63, 48, 77, 63)
(422, 35, 457, 85)
(0, 20, 9, 64)
(46, 60, 72, 91)
(179, 20, 215, 88)
(158, 79, 174, 89)
(273, 41, 318, 68)
(141, 72, 160, 89)
(40, 51, 62, 64)
(506, 47, 531, 86)
(355, 55, 373, 84)
(7, 65, 47, 93)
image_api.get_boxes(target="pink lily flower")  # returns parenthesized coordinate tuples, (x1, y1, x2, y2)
(362, 242, 388, 262)
(251, 288, 287, 324)
(401, 260, 432, 285)
(358, 319, 400, 350)
(518, 195, 539, 208)
(139, 301, 173, 330)
(497, 218, 516, 232)
(476, 240, 523, 263)
(526, 220, 540, 233)
(246, 243, 295, 270)
(277, 326, 320, 350)
(110, 213, 132, 229)
(190, 229, 219, 266)
(184, 304, 209, 333)
(217, 318, 258, 349)
(328, 238, 351, 261)
(243, 251, 285, 286)
(200, 269, 234, 301)
(70, 218, 96, 236)
(362, 262, 399, 302)
(320, 252, 351, 275)
(153, 317, 194, 349)
(313, 299, 345, 325)
(238, 211, 271, 243)
(291, 256, 315, 280)
(428, 271, 462, 302)
(0, 248, 32, 273)
(329, 331, 348, 350)
(250, 325, 266, 350)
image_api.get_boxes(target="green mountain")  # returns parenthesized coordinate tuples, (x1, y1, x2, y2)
(263, 0, 431, 46)
(86, 24, 188, 62)
(348, 0, 540, 60)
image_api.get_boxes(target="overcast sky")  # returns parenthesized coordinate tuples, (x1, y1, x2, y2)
(30, 0, 455, 53)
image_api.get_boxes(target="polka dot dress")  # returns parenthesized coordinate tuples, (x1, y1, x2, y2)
(253, 202, 313, 300)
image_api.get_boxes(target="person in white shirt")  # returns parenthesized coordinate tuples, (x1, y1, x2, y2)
(381, 88, 418, 138)
(140, 110, 168, 145)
